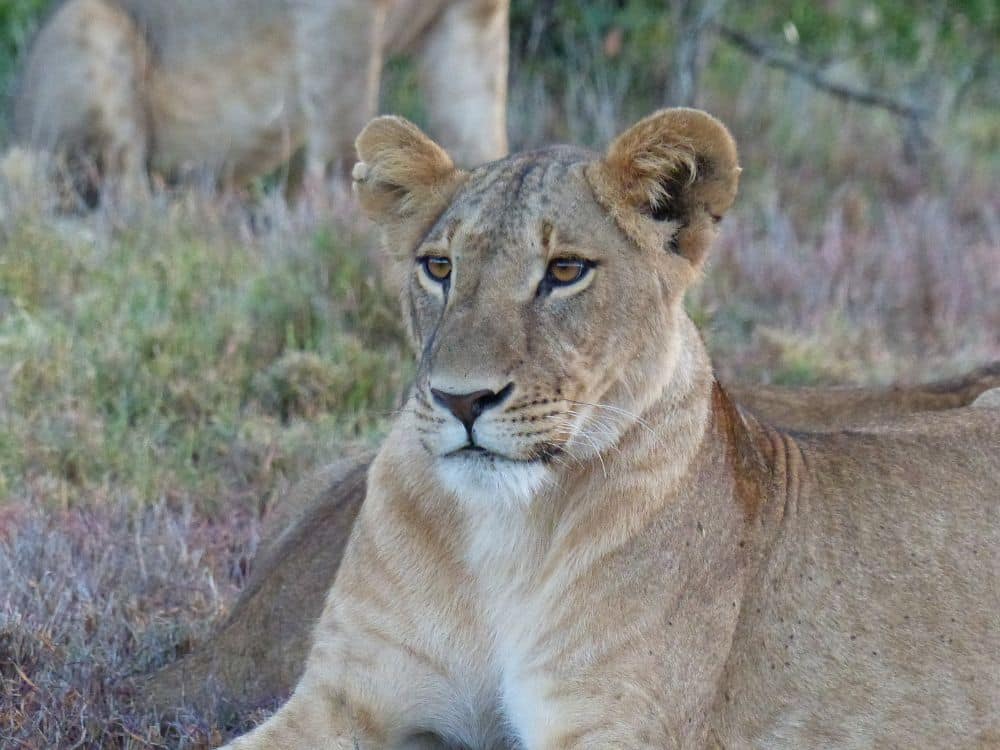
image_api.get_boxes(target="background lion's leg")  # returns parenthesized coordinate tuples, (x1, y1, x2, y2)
(730, 360, 1000, 431)
(14, 0, 151, 204)
(293, 0, 389, 183)
(84, 1, 152, 203)
(415, 0, 510, 166)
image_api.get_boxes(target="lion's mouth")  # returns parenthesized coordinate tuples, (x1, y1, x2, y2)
(442, 442, 561, 464)
(444, 444, 512, 461)
(446, 444, 486, 456)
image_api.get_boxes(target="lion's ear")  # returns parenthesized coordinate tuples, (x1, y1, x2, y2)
(353, 116, 463, 227)
(587, 108, 740, 269)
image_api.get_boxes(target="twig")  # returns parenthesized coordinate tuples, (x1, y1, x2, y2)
(11, 661, 38, 691)
(668, 0, 727, 106)
(713, 23, 929, 122)
(951, 46, 994, 115)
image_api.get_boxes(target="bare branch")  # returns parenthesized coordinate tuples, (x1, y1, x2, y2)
(951, 46, 995, 115)
(713, 23, 930, 122)
(667, 0, 726, 106)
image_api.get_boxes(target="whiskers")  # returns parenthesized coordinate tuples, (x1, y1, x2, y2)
(373, 406, 420, 419)
(399, 391, 659, 485)
(565, 399, 659, 439)
(527, 398, 665, 480)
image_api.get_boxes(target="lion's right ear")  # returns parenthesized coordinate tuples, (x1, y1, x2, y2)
(353, 116, 464, 230)
(586, 108, 740, 270)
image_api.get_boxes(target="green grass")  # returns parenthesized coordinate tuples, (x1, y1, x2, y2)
(0, 201, 416, 747)
(0, 209, 410, 515)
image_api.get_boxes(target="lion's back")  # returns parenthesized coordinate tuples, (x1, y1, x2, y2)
(720, 406, 999, 747)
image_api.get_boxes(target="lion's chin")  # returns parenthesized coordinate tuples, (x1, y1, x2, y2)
(434, 450, 551, 507)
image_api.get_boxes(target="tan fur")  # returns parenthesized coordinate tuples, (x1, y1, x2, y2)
(973, 387, 1000, 409)
(14, 0, 509, 195)
(216, 111, 998, 749)
(587, 108, 740, 267)
(139, 364, 1000, 714)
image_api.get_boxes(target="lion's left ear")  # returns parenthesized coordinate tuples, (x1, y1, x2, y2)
(587, 108, 740, 269)
(353, 116, 466, 251)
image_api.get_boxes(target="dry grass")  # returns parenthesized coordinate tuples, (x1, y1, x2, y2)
(1, 501, 260, 748)
(700, 172, 1000, 385)
(1, 37, 998, 748)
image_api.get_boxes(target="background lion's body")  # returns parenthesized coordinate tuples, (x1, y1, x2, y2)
(13, 0, 509, 193)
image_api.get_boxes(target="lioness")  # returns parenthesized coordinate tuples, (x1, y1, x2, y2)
(142, 365, 1000, 715)
(221, 110, 999, 748)
(14, 0, 508, 196)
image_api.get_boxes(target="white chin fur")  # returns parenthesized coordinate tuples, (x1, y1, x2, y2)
(435, 454, 551, 507)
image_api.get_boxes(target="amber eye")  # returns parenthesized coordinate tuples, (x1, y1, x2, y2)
(546, 257, 591, 286)
(420, 256, 452, 282)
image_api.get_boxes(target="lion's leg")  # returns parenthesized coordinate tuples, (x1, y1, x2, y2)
(218, 638, 455, 750)
(84, 1, 152, 203)
(221, 698, 452, 750)
(218, 479, 473, 750)
(415, 0, 510, 166)
(292, 0, 389, 182)
(219, 686, 359, 750)
(14, 0, 151, 204)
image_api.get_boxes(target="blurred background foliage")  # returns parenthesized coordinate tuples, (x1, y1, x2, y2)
(507, 0, 996, 98)
(504, 0, 997, 149)
(0, 0, 45, 102)
(2, 0, 997, 144)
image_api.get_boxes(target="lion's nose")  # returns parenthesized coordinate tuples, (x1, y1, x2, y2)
(431, 383, 514, 434)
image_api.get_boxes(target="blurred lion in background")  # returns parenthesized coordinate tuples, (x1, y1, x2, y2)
(13, 0, 509, 200)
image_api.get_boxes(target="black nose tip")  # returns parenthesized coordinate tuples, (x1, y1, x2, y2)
(431, 383, 514, 433)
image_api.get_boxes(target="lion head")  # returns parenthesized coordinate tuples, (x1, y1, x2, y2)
(353, 109, 740, 503)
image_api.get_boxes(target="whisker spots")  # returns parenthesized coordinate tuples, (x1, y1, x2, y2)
(413, 410, 446, 424)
